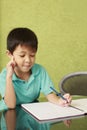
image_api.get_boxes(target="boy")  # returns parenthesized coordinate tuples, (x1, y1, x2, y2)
(0, 27, 72, 110)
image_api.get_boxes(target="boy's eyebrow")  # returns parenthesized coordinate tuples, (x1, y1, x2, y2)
(14, 51, 36, 54)
(16, 51, 26, 53)
(14, 51, 25, 54)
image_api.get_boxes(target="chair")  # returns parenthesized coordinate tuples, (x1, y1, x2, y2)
(59, 72, 87, 96)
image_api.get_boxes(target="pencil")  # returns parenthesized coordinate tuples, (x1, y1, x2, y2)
(50, 86, 68, 102)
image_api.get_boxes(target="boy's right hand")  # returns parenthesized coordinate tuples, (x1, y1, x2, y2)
(6, 57, 16, 78)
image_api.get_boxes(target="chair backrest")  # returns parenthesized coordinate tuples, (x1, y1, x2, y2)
(59, 72, 87, 96)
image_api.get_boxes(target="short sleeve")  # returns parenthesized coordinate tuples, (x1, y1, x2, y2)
(40, 66, 54, 95)
(0, 69, 8, 111)
(0, 99, 8, 111)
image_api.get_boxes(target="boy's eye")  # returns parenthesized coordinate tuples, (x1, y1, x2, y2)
(19, 54, 35, 57)
(30, 54, 35, 57)
(19, 55, 25, 57)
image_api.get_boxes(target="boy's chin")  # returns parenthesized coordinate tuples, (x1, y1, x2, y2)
(22, 68, 31, 72)
(16, 66, 31, 73)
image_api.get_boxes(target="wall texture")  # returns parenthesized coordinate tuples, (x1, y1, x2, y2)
(1, 0, 87, 92)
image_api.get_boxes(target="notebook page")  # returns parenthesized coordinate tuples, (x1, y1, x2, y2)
(71, 98, 87, 112)
(21, 102, 85, 121)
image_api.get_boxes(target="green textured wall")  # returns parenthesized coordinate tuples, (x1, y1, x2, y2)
(1, 0, 87, 92)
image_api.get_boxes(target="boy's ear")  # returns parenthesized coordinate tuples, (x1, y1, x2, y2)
(6, 50, 13, 58)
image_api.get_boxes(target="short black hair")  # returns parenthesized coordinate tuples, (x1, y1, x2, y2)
(7, 27, 38, 54)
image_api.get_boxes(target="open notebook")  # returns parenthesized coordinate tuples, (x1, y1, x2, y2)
(21, 98, 87, 123)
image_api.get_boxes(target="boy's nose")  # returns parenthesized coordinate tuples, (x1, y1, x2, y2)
(25, 56, 31, 62)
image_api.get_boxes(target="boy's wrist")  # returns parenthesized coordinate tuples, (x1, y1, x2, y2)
(6, 75, 12, 81)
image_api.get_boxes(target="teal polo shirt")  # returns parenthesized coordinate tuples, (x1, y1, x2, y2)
(0, 63, 54, 111)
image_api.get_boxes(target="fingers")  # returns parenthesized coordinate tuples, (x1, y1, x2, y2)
(11, 56, 16, 69)
(6, 56, 16, 78)
(59, 93, 72, 107)
(64, 93, 72, 104)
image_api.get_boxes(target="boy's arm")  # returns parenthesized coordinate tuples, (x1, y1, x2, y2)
(4, 57, 16, 109)
(4, 76, 16, 109)
(46, 92, 72, 107)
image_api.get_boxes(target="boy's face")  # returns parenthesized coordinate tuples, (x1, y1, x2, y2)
(10, 45, 37, 73)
